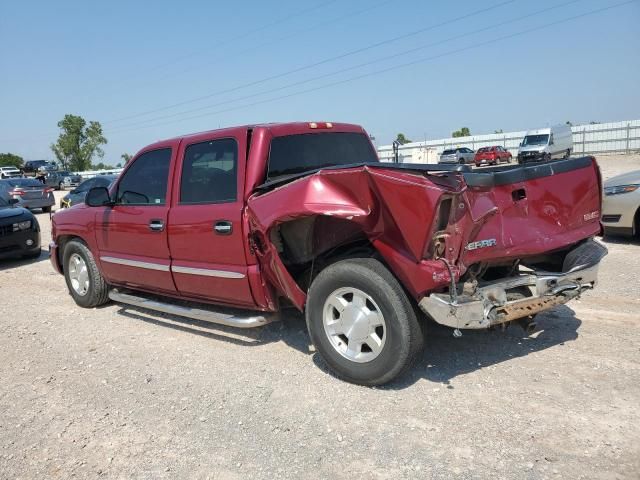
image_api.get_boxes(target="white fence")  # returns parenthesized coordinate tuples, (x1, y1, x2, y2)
(377, 119, 640, 163)
(74, 168, 124, 179)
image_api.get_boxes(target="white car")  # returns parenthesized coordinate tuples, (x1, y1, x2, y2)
(602, 170, 640, 237)
(0, 166, 22, 179)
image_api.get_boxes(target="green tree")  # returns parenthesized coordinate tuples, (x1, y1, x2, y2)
(395, 133, 412, 145)
(50, 114, 107, 171)
(565, 121, 573, 126)
(452, 127, 471, 138)
(0, 153, 24, 168)
(92, 162, 108, 171)
(121, 153, 132, 164)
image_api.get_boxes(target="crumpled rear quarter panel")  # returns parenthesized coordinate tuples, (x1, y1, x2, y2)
(246, 166, 455, 309)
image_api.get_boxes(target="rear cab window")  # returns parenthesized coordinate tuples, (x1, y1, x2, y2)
(266, 132, 378, 182)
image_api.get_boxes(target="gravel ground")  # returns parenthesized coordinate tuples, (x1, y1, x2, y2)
(1, 155, 639, 479)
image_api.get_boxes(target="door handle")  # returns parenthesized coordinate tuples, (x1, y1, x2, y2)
(149, 219, 165, 232)
(214, 220, 233, 235)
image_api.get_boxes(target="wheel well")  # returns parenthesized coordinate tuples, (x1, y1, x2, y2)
(56, 235, 86, 272)
(635, 207, 640, 235)
(270, 216, 378, 292)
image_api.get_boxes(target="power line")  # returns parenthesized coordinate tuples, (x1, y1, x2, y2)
(107, 0, 583, 131)
(143, 0, 397, 88)
(100, 0, 340, 93)
(106, 0, 635, 136)
(103, 0, 519, 125)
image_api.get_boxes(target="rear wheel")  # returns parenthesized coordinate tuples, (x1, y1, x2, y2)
(306, 258, 424, 386)
(563, 149, 570, 159)
(63, 240, 110, 308)
(42, 206, 52, 213)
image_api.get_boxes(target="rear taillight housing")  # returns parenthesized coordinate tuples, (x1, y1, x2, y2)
(44, 187, 55, 194)
(10, 189, 25, 196)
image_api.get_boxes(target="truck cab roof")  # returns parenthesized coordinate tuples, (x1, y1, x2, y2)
(141, 122, 367, 152)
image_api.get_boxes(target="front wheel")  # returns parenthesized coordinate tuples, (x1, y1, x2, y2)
(63, 240, 110, 308)
(42, 206, 52, 213)
(306, 258, 424, 386)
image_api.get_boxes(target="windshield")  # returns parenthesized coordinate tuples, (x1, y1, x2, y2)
(266, 132, 378, 182)
(522, 134, 549, 146)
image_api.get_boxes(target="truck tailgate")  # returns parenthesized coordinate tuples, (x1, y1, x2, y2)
(458, 156, 602, 266)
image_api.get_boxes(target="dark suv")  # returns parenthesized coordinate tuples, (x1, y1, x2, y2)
(44, 171, 82, 190)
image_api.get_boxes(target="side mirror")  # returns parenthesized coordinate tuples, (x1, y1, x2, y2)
(86, 187, 112, 207)
(8, 198, 19, 206)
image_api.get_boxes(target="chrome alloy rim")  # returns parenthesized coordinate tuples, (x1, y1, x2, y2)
(68, 253, 90, 296)
(322, 287, 386, 363)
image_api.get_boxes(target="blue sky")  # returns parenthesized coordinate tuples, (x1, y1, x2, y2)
(1, 0, 638, 164)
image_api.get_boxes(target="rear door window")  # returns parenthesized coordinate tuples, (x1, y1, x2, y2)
(180, 138, 238, 204)
(116, 148, 171, 205)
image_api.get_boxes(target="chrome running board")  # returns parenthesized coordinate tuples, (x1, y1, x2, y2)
(108, 289, 275, 329)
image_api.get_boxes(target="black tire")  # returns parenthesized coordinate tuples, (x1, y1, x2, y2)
(564, 149, 570, 159)
(306, 258, 424, 386)
(544, 153, 551, 162)
(62, 239, 110, 308)
(42, 206, 52, 213)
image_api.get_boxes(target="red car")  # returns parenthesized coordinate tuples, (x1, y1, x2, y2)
(474, 145, 512, 166)
(50, 122, 606, 385)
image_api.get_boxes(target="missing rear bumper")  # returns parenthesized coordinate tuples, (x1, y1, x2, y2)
(419, 239, 607, 330)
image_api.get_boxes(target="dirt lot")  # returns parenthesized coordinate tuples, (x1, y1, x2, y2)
(1, 155, 639, 479)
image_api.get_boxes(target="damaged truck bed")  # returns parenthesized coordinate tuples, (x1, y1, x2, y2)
(51, 122, 607, 385)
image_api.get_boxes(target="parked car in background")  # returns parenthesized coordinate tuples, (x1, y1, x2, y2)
(44, 171, 82, 191)
(474, 146, 512, 166)
(601, 170, 640, 237)
(0, 178, 55, 213)
(0, 195, 41, 260)
(22, 160, 57, 177)
(60, 175, 117, 208)
(517, 124, 573, 163)
(0, 166, 23, 179)
(438, 147, 475, 164)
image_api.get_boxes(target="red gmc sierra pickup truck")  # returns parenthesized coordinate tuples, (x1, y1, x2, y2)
(50, 122, 607, 385)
